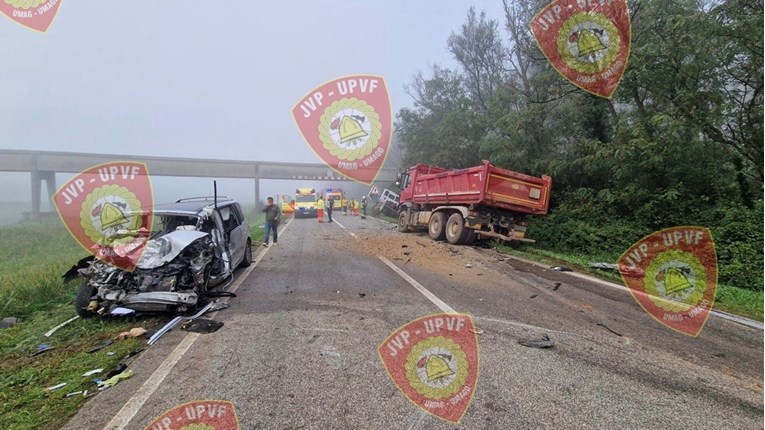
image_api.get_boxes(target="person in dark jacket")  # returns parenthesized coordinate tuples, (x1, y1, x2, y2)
(262, 197, 281, 246)
(326, 196, 334, 222)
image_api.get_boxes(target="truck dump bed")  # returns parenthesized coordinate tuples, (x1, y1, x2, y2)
(408, 160, 552, 215)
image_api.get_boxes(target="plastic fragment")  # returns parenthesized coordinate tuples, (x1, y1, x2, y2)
(46, 382, 67, 391)
(82, 368, 104, 377)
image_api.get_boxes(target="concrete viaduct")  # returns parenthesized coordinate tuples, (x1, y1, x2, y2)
(0, 149, 399, 215)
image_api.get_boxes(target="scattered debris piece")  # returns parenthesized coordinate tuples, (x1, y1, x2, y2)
(66, 391, 84, 397)
(358, 293, 366, 298)
(209, 301, 229, 312)
(98, 369, 134, 390)
(401, 244, 409, 248)
(551, 266, 572, 272)
(470, 328, 484, 335)
(82, 368, 104, 377)
(32, 344, 55, 356)
(712, 353, 726, 358)
(307, 334, 320, 344)
(530, 294, 538, 299)
(107, 352, 115, 356)
(552, 282, 561, 291)
(180, 318, 224, 334)
(415, 241, 426, 247)
(116, 327, 148, 340)
(88, 339, 113, 353)
(149, 302, 214, 345)
(46, 383, 67, 391)
(105, 363, 127, 379)
(589, 262, 618, 271)
(518, 334, 555, 349)
(109, 307, 135, 316)
(0, 316, 20, 329)
(596, 322, 623, 337)
(403, 250, 411, 255)
(465, 263, 473, 268)
(44, 316, 79, 337)
(122, 349, 144, 360)
(336, 290, 340, 293)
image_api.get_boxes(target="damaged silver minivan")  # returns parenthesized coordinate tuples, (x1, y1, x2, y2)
(67, 197, 253, 317)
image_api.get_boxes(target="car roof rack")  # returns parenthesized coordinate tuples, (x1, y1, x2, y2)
(175, 196, 233, 203)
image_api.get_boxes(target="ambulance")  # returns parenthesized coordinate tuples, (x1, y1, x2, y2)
(324, 188, 346, 211)
(294, 188, 317, 218)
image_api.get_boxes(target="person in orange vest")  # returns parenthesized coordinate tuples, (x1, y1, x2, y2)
(316, 195, 325, 223)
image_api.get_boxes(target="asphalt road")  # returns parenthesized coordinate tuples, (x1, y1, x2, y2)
(63, 213, 763, 430)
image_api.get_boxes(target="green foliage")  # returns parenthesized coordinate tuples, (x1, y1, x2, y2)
(397, 0, 763, 298)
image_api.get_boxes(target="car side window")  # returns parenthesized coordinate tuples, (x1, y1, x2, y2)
(220, 205, 242, 232)
(231, 204, 246, 227)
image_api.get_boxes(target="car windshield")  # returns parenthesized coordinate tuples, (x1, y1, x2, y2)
(295, 195, 315, 203)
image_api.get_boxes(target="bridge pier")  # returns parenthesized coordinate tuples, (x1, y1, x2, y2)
(31, 170, 56, 214)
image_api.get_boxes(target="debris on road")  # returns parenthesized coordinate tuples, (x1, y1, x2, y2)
(105, 363, 127, 379)
(46, 383, 67, 391)
(518, 334, 555, 349)
(1, 316, 20, 329)
(115, 327, 148, 340)
(358, 293, 366, 298)
(109, 307, 135, 316)
(551, 266, 572, 272)
(148, 301, 215, 345)
(470, 328, 484, 335)
(44, 315, 79, 337)
(97, 369, 134, 390)
(465, 263, 473, 268)
(32, 344, 55, 356)
(82, 368, 103, 377)
(87, 339, 113, 353)
(307, 334, 320, 344)
(552, 282, 561, 291)
(180, 318, 224, 334)
(530, 294, 538, 299)
(589, 262, 618, 271)
(65, 391, 84, 398)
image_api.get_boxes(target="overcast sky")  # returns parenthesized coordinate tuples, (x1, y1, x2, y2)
(0, 0, 506, 216)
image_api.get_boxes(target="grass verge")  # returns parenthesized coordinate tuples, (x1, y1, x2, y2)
(0, 214, 266, 429)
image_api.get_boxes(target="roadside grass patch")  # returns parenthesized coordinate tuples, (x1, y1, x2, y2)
(0, 303, 164, 429)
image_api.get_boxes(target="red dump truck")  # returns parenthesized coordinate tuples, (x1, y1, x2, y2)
(396, 160, 552, 245)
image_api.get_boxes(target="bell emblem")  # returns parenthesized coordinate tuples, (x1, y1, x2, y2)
(338, 116, 368, 143)
(657, 267, 694, 295)
(425, 354, 454, 382)
(100, 202, 128, 229)
(576, 29, 606, 56)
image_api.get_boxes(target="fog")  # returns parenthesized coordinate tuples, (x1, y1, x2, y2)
(1, 1, 504, 220)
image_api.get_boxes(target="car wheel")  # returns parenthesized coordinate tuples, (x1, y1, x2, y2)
(445, 213, 465, 244)
(240, 239, 253, 267)
(428, 212, 447, 241)
(75, 282, 97, 318)
(398, 210, 411, 232)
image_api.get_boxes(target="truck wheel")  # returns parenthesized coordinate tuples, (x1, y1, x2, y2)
(445, 213, 466, 244)
(75, 283, 97, 318)
(397, 210, 411, 232)
(428, 212, 447, 241)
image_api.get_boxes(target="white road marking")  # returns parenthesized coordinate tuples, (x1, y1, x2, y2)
(104, 217, 294, 429)
(378, 255, 457, 314)
(332, 219, 359, 239)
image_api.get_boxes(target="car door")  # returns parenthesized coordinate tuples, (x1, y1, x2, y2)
(218, 205, 245, 267)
